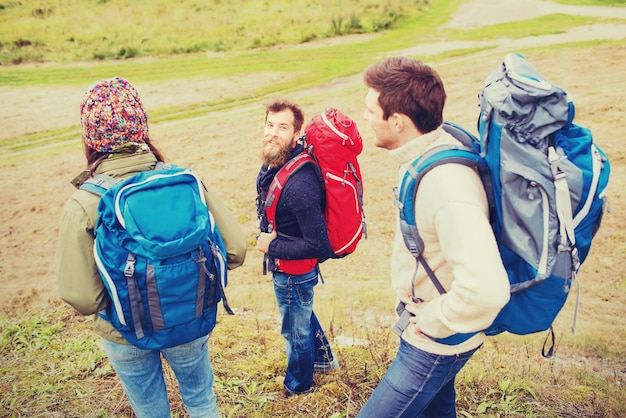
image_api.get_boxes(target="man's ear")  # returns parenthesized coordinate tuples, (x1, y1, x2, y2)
(291, 130, 301, 146)
(389, 113, 404, 132)
(391, 113, 422, 138)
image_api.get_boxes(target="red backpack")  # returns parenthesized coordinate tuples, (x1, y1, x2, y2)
(264, 108, 366, 274)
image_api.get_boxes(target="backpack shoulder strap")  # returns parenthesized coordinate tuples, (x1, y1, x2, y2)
(78, 162, 171, 197)
(397, 145, 487, 257)
(264, 152, 316, 233)
(79, 173, 117, 196)
(396, 144, 488, 295)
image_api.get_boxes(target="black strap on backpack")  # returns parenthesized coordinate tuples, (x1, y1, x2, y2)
(541, 327, 556, 359)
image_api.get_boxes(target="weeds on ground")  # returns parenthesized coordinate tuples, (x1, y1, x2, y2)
(1, 302, 625, 417)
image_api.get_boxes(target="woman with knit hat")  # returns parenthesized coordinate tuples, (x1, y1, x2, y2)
(56, 76, 247, 418)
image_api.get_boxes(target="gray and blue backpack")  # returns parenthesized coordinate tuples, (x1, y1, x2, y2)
(81, 163, 232, 350)
(396, 53, 610, 356)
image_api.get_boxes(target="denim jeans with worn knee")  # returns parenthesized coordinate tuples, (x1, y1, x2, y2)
(273, 268, 337, 394)
(357, 338, 480, 418)
(101, 335, 219, 418)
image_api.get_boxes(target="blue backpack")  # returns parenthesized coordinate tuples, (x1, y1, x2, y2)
(81, 163, 232, 350)
(397, 53, 610, 356)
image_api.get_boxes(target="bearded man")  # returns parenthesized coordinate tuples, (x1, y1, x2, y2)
(255, 97, 339, 396)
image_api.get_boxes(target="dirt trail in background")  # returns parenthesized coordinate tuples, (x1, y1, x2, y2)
(447, 0, 626, 28)
(400, 0, 626, 57)
(1, 0, 625, 144)
(1, 0, 626, 308)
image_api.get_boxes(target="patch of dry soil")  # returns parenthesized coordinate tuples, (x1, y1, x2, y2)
(1, 0, 625, 309)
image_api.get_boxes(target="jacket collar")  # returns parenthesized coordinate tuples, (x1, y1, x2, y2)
(388, 126, 444, 166)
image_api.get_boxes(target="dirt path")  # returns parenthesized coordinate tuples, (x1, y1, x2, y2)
(1, 0, 625, 145)
(401, 0, 626, 57)
(446, 0, 626, 28)
(1, 0, 625, 309)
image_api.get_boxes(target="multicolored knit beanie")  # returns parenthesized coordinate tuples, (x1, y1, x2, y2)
(80, 76, 149, 153)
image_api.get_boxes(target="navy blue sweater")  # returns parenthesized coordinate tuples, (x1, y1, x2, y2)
(257, 144, 333, 272)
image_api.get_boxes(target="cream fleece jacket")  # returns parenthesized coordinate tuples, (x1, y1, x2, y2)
(388, 126, 510, 355)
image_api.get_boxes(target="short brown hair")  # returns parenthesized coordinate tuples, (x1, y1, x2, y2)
(363, 57, 446, 133)
(265, 97, 305, 132)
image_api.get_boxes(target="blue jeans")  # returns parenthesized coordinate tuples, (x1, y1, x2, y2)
(357, 338, 480, 418)
(101, 335, 219, 418)
(273, 269, 338, 394)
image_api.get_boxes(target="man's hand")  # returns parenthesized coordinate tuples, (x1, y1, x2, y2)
(405, 301, 425, 336)
(256, 230, 277, 254)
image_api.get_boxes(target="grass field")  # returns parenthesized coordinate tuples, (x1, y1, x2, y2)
(1, 0, 625, 417)
(0, 0, 427, 65)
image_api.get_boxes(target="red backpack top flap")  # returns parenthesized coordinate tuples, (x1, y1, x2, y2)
(304, 108, 363, 158)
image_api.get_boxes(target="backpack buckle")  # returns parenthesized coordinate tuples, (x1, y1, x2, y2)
(124, 253, 136, 277)
(192, 247, 207, 264)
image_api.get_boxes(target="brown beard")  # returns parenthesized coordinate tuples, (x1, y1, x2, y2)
(261, 142, 293, 167)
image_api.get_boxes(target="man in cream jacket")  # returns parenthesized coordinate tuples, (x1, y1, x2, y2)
(357, 57, 510, 418)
